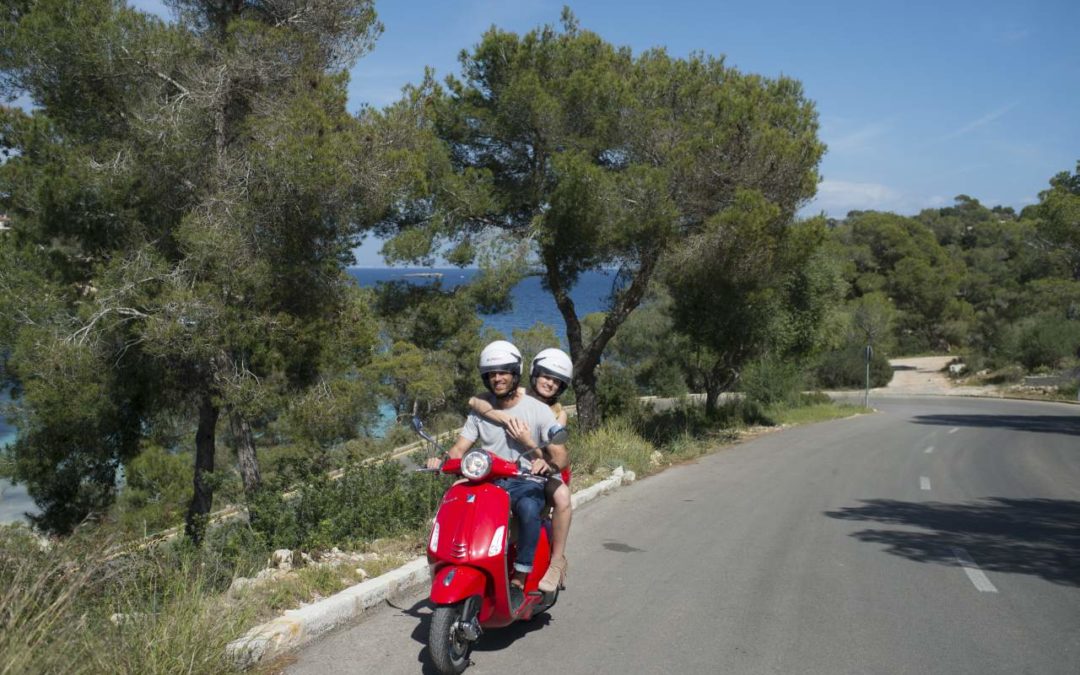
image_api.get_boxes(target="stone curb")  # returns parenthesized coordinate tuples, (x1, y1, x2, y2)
(226, 466, 637, 668)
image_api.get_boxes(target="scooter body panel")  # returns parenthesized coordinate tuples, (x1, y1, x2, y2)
(429, 565, 487, 606)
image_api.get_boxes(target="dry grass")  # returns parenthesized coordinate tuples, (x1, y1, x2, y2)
(0, 525, 254, 675)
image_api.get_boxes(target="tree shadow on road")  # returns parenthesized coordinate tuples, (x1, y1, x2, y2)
(826, 498, 1080, 586)
(913, 413, 1080, 437)
(398, 596, 555, 673)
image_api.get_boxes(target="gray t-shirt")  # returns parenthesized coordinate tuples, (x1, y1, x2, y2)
(459, 395, 559, 472)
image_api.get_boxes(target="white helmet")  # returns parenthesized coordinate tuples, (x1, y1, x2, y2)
(531, 348, 573, 399)
(478, 340, 523, 375)
(479, 340, 522, 399)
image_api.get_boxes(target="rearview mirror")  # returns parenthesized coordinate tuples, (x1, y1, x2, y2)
(547, 425, 568, 446)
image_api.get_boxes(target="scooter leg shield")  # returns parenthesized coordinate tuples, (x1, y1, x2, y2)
(430, 565, 487, 605)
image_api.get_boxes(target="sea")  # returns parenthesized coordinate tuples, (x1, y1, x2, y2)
(0, 268, 619, 523)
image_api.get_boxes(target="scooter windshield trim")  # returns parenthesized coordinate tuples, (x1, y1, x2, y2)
(461, 450, 492, 481)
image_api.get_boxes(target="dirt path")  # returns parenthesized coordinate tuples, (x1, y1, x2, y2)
(882, 356, 998, 396)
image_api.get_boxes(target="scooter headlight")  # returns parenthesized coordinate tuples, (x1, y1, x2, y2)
(460, 450, 492, 481)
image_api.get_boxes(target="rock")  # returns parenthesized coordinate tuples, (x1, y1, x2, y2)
(649, 450, 664, 467)
(270, 549, 293, 570)
(256, 568, 283, 582)
(229, 576, 256, 595)
(109, 612, 145, 625)
(355, 567, 369, 580)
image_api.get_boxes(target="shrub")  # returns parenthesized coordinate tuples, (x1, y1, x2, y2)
(739, 356, 805, 407)
(815, 345, 893, 389)
(1017, 316, 1080, 370)
(984, 365, 1025, 385)
(596, 367, 647, 419)
(571, 417, 655, 477)
(247, 460, 445, 551)
(115, 445, 192, 536)
(632, 400, 715, 447)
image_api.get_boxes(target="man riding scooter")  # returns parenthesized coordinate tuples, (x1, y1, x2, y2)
(427, 340, 567, 611)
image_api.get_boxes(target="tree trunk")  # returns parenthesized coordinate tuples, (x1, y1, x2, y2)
(573, 367, 601, 434)
(704, 384, 720, 413)
(230, 411, 261, 494)
(704, 360, 738, 414)
(185, 393, 219, 544)
(544, 249, 661, 433)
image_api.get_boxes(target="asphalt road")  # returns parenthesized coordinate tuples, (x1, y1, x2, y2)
(283, 396, 1080, 675)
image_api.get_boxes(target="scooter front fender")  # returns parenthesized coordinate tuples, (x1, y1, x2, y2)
(430, 565, 488, 605)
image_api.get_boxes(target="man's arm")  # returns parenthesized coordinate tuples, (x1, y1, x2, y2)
(468, 388, 527, 426)
(425, 434, 474, 469)
(543, 442, 568, 472)
(468, 394, 511, 426)
(446, 434, 473, 460)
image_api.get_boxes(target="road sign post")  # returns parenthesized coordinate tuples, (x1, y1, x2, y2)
(864, 344, 873, 408)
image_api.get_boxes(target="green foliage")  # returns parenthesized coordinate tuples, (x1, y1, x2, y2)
(833, 209, 969, 352)
(0, 0, 401, 532)
(247, 460, 444, 551)
(1033, 161, 1080, 280)
(1015, 316, 1080, 370)
(512, 322, 562, 371)
(116, 445, 192, 536)
(595, 364, 648, 419)
(570, 417, 656, 477)
(815, 345, 894, 389)
(383, 11, 824, 430)
(739, 355, 806, 407)
(663, 194, 842, 409)
(594, 289, 691, 398)
(369, 279, 489, 416)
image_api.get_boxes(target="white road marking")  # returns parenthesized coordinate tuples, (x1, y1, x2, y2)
(920, 476, 931, 490)
(948, 427, 960, 434)
(952, 548, 999, 593)
(924, 446, 935, 454)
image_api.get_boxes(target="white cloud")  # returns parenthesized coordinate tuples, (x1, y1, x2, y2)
(810, 180, 898, 215)
(806, 180, 949, 218)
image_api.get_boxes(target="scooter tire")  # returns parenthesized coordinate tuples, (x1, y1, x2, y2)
(430, 603, 472, 675)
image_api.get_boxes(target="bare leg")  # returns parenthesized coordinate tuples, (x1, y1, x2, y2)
(550, 483, 572, 560)
(540, 483, 571, 592)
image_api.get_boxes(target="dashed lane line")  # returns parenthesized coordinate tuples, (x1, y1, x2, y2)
(952, 548, 999, 593)
(948, 427, 960, 434)
(919, 476, 931, 490)
(924, 445, 934, 454)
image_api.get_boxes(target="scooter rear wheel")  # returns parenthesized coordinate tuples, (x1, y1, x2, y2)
(430, 603, 472, 674)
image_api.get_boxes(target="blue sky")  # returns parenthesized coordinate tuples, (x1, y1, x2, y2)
(131, 1, 1080, 266)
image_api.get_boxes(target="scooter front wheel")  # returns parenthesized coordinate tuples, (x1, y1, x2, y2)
(430, 603, 472, 674)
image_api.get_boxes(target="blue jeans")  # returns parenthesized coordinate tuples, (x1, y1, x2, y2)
(495, 477, 546, 573)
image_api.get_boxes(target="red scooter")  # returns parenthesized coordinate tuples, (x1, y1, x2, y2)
(414, 417, 569, 674)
